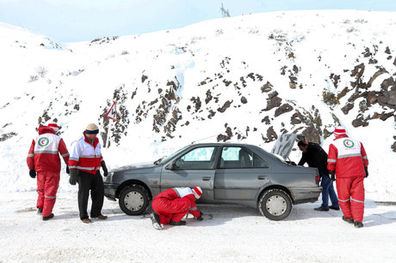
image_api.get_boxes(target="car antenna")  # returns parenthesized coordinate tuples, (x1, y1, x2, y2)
(190, 134, 218, 144)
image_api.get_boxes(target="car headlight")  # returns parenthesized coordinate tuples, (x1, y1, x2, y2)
(105, 172, 113, 183)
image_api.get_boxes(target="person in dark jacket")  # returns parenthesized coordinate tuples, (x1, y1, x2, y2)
(298, 140, 339, 211)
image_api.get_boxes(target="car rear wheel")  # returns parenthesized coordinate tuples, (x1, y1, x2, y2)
(258, 189, 292, 220)
(119, 184, 150, 215)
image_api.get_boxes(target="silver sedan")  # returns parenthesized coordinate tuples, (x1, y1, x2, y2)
(104, 142, 321, 220)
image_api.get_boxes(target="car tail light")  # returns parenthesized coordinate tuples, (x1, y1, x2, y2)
(315, 175, 320, 185)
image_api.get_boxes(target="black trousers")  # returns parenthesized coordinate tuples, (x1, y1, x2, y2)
(77, 171, 104, 220)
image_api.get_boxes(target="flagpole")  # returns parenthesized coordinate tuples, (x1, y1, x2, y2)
(106, 109, 115, 148)
(106, 120, 112, 148)
(104, 101, 117, 148)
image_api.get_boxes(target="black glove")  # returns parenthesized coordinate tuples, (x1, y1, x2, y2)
(101, 161, 108, 177)
(329, 171, 336, 181)
(66, 166, 70, 174)
(69, 175, 77, 185)
(196, 212, 204, 221)
(69, 169, 79, 185)
(364, 167, 369, 178)
(29, 169, 36, 178)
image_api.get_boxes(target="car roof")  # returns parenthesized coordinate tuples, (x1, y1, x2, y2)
(167, 142, 283, 165)
(189, 142, 260, 148)
(187, 142, 276, 159)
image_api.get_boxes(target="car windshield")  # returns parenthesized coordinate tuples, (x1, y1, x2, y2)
(272, 152, 287, 163)
(154, 145, 191, 165)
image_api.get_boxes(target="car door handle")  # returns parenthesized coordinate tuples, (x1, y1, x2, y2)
(257, 176, 267, 180)
(202, 177, 211, 181)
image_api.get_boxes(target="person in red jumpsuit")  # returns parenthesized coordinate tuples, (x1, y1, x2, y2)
(27, 123, 70, 220)
(327, 127, 369, 228)
(151, 187, 203, 230)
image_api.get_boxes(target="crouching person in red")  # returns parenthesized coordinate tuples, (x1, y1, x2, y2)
(26, 123, 70, 221)
(327, 127, 369, 228)
(151, 187, 203, 230)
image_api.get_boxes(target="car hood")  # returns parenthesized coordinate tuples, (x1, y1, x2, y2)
(111, 162, 156, 173)
(271, 133, 297, 160)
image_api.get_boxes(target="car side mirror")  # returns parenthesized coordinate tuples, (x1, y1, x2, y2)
(166, 162, 176, 170)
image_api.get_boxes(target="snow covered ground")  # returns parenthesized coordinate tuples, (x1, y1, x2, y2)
(1, 191, 395, 263)
(0, 10, 395, 262)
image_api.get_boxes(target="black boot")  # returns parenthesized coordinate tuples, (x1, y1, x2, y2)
(342, 216, 354, 224)
(37, 208, 43, 215)
(314, 206, 329, 211)
(43, 213, 54, 221)
(329, 206, 340, 210)
(169, 219, 186, 226)
(354, 221, 364, 228)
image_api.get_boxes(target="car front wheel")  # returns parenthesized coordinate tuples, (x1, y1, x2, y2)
(119, 184, 150, 215)
(258, 189, 292, 220)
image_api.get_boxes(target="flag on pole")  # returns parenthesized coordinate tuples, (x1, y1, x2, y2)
(105, 102, 117, 121)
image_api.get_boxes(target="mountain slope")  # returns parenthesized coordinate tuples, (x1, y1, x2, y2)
(0, 10, 395, 200)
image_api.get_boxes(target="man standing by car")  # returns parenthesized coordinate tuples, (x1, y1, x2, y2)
(327, 127, 368, 228)
(151, 186, 203, 230)
(68, 123, 109, 223)
(27, 123, 70, 221)
(298, 140, 339, 212)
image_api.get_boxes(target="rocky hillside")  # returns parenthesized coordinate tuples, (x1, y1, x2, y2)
(0, 10, 395, 199)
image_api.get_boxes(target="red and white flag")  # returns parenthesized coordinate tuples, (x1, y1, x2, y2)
(105, 102, 117, 121)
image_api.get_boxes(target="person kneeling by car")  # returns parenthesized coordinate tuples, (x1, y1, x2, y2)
(68, 123, 109, 223)
(151, 187, 203, 230)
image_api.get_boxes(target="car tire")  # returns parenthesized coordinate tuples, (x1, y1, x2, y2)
(258, 189, 292, 221)
(119, 184, 150, 215)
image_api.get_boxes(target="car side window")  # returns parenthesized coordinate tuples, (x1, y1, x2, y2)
(252, 153, 269, 168)
(219, 147, 269, 169)
(174, 147, 217, 170)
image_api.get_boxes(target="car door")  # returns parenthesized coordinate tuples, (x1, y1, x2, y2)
(214, 146, 271, 200)
(161, 146, 220, 201)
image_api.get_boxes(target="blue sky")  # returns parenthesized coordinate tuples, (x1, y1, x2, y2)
(0, 0, 395, 43)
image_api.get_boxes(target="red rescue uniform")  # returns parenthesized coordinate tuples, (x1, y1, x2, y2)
(152, 188, 201, 225)
(68, 133, 105, 220)
(68, 133, 103, 174)
(27, 126, 69, 217)
(327, 134, 368, 222)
